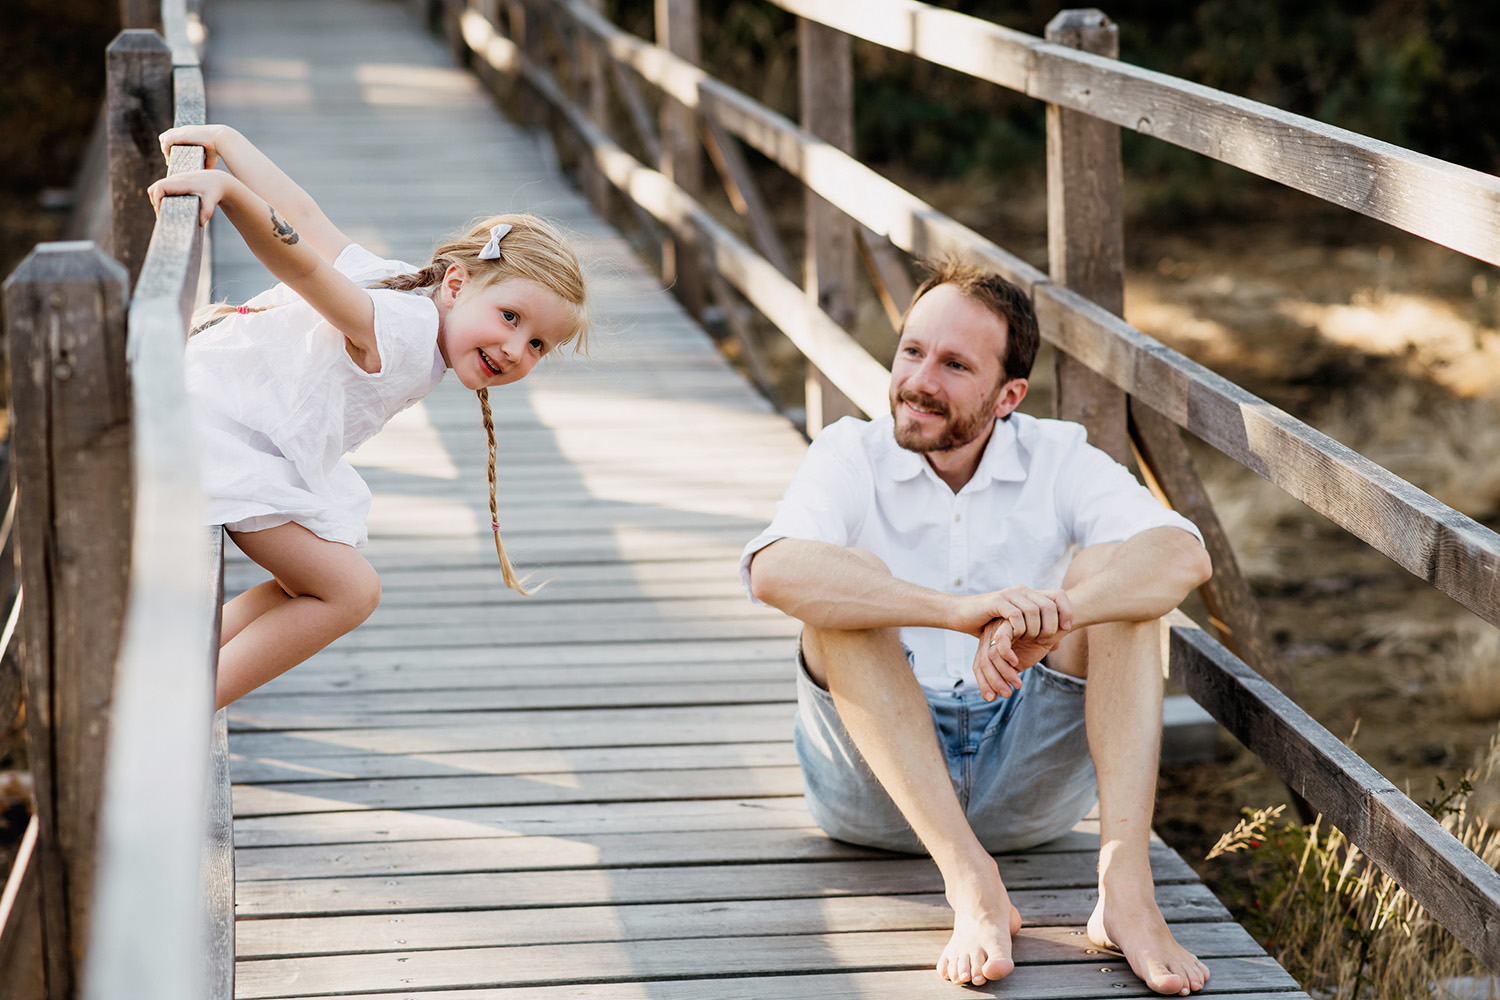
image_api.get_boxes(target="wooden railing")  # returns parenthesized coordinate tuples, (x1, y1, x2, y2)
(0, 0, 232, 997)
(428, 0, 1500, 972)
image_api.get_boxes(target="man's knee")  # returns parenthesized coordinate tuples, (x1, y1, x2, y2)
(800, 619, 904, 689)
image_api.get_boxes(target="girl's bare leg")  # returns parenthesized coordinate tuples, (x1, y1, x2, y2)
(217, 522, 381, 709)
(222, 580, 292, 646)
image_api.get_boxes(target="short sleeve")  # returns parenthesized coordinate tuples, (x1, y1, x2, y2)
(1052, 432, 1203, 548)
(739, 419, 872, 601)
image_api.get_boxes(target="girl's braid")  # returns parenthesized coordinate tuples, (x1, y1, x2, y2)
(477, 387, 535, 595)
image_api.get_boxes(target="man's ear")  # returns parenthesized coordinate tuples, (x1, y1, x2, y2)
(994, 377, 1028, 419)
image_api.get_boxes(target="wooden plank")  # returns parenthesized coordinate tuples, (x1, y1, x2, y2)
(107, 30, 174, 288)
(254, 966, 1307, 1000)
(228, 681, 791, 725)
(1044, 10, 1129, 465)
(230, 742, 797, 783)
(204, 707, 235, 1000)
(227, 702, 794, 756)
(231, 765, 807, 815)
(769, 0, 1500, 269)
(700, 116, 793, 279)
(4, 241, 133, 1000)
(235, 921, 1265, 998)
(1169, 612, 1500, 972)
(856, 226, 916, 331)
(233, 847, 1199, 916)
(0, 817, 45, 999)
(235, 827, 875, 880)
(232, 797, 819, 848)
(234, 882, 1230, 957)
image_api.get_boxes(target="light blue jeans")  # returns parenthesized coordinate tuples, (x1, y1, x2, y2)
(793, 644, 1097, 854)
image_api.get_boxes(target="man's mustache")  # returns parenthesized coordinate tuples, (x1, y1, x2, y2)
(896, 390, 948, 416)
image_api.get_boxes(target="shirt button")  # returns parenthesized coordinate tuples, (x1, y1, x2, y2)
(954, 578, 963, 587)
(954, 514, 962, 523)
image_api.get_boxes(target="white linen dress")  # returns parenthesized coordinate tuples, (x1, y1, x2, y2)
(185, 244, 448, 548)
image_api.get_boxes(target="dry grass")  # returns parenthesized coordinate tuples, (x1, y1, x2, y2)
(1209, 742, 1500, 999)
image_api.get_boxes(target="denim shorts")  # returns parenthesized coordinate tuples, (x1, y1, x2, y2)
(793, 645, 1097, 854)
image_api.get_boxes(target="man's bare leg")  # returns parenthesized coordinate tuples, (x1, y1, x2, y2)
(1052, 547, 1210, 996)
(803, 619, 1021, 986)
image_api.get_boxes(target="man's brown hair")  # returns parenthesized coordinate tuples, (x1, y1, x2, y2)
(902, 255, 1040, 384)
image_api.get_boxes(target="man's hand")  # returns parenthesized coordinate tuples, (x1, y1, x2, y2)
(966, 587, 1072, 701)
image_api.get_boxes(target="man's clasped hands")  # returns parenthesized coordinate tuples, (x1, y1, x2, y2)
(960, 586, 1073, 703)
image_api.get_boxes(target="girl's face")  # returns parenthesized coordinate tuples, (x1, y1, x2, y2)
(436, 270, 575, 391)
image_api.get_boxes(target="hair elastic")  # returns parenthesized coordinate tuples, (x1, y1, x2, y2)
(478, 223, 512, 260)
(237, 305, 249, 314)
(492, 520, 501, 532)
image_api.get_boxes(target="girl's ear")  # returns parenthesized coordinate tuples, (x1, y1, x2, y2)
(440, 263, 468, 305)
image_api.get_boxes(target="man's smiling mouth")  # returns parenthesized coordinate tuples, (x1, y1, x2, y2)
(479, 349, 502, 375)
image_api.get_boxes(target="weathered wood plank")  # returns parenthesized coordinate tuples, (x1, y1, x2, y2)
(1045, 10, 1129, 465)
(231, 764, 806, 815)
(227, 702, 793, 756)
(256, 968, 1307, 1000)
(234, 883, 1230, 957)
(4, 242, 133, 999)
(235, 922, 1265, 998)
(233, 797, 817, 847)
(107, 30, 174, 287)
(229, 742, 797, 783)
(234, 847, 1199, 916)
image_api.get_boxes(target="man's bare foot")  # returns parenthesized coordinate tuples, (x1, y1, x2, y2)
(1088, 881, 1210, 996)
(935, 864, 1024, 986)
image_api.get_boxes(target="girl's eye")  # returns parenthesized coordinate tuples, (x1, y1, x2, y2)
(529, 338, 545, 352)
(502, 310, 517, 322)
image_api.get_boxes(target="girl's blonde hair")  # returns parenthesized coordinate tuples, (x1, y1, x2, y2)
(194, 212, 590, 595)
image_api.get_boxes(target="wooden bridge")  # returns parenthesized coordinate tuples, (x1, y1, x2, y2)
(4, 0, 1500, 997)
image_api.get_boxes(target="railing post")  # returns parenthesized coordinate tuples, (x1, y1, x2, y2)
(2, 242, 132, 1000)
(577, 0, 612, 214)
(107, 30, 173, 292)
(655, 0, 704, 319)
(798, 18, 861, 435)
(1044, 9, 1129, 464)
(119, 0, 163, 32)
(1044, 11, 1304, 791)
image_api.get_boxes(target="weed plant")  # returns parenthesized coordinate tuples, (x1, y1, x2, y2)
(1209, 746, 1500, 999)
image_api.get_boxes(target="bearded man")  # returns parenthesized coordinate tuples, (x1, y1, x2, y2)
(741, 258, 1215, 996)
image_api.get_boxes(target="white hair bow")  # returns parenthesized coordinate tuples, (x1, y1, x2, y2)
(478, 223, 513, 260)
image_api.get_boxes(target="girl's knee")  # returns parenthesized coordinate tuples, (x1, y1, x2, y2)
(345, 564, 382, 626)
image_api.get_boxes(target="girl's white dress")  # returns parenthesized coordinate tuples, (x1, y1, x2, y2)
(185, 244, 448, 547)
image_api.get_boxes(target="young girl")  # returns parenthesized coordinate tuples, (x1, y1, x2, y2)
(147, 124, 589, 709)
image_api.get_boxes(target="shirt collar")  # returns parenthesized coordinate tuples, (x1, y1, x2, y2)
(876, 414, 1028, 489)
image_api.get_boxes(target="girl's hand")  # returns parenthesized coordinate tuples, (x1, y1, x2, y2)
(148, 169, 236, 226)
(158, 124, 238, 170)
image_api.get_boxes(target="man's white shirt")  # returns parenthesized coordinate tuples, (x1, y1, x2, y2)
(740, 412, 1203, 693)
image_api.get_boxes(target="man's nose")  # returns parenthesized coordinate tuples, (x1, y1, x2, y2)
(908, 357, 941, 393)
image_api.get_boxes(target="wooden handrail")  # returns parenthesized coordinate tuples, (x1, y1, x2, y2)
(76, 0, 228, 996)
(769, 0, 1500, 270)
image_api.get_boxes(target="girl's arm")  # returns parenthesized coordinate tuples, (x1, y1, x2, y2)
(158, 125, 352, 263)
(148, 169, 383, 372)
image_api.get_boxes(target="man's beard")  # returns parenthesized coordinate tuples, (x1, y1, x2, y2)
(890, 386, 999, 453)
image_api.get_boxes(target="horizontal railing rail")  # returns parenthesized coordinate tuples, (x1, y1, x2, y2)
(436, 0, 1500, 973)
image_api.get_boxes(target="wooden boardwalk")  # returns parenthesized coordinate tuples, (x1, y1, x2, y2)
(205, 0, 1308, 995)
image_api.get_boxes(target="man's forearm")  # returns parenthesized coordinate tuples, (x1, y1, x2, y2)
(1066, 527, 1211, 629)
(748, 539, 956, 632)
